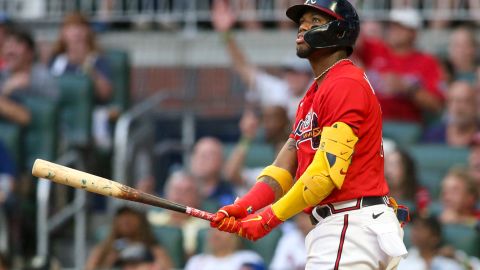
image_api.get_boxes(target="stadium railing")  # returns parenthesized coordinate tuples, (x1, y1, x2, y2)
(3, 0, 480, 26)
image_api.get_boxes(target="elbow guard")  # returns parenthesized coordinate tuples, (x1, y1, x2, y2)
(319, 122, 358, 189)
(299, 122, 358, 206)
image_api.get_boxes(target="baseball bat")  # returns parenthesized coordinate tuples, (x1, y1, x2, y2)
(31, 159, 215, 222)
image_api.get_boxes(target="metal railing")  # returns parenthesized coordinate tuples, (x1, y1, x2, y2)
(3, 0, 480, 24)
(36, 150, 87, 270)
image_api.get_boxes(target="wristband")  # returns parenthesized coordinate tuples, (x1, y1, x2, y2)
(236, 181, 275, 214)
(257, 165, 294, 195)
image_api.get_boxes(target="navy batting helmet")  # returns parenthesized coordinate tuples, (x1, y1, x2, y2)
(286, 0, 360, 55)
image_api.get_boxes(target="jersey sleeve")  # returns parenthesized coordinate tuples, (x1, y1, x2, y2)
(317, 78, 369, 134)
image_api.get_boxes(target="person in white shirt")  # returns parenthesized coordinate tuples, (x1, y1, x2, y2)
(185, 228, 264, 270)
(270, 213, 314, 270)
(398, 215, 463, 270)
(211, 0, 312, 121)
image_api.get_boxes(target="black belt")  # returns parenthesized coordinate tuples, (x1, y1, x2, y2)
(310, 196, 388, 225)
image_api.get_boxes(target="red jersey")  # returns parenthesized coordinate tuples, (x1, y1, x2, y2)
(290, 60, 389, 204)
(357, 38, 445, 122)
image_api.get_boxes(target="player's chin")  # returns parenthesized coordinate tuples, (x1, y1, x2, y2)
(296, 44, 313, 59)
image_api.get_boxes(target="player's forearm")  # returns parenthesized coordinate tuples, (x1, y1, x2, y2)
(235, 139, 297, 211)
(272, 139, 298, 177)
(261, 138, 299, 201)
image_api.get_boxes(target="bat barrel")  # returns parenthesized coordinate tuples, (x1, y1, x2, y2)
(32, 159, 216, 222)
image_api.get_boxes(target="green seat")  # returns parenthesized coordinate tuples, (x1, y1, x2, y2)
(201, 199, 220, 214)
(224, 143, 275, 168)
(153, 225, 185, 269)
(57, 74, 94, 148)
(105, 49, 130, 112)
(383, 121, 421, 147)
(242, 228, 282, 265)
(195, 227, 209, 254)
(442, 224, 480, 257)
(407, 145, 469, 198)
(23, 97, 58, 169)
(0, 121, 21, 164)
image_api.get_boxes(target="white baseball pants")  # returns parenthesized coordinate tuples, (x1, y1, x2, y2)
(305, 204, 407, 270)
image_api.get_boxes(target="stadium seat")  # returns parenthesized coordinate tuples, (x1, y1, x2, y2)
(201, 199, 220, 214)
(195, 227, 209, 254)
(104, 49, 130, 112)
(153, 225, 185, 269)
(23, 97, 59, 170)
(224, 142, 275, 168)
(57, 74, 94, 148)
(242, 228, 282, 265)
(0, 121, 21, 164)
(442, 224, 480, 257)
(382, 121, 421, 147)
(406, 145, 470, 198)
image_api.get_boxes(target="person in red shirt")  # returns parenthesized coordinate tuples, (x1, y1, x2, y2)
(210, 1, 407, 269)
(356, 8, 445, 122)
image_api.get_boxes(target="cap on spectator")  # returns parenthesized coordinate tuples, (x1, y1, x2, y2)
(389, 8, 422, 30)
(281, 56, 311, 74)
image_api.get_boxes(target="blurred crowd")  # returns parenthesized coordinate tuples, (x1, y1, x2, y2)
(0, 0, 479, 269)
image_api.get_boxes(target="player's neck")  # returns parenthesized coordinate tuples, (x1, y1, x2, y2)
(309, 50, 348, 83)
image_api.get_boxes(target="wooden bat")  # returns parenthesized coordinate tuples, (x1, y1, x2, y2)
(32, 159, 215, 222)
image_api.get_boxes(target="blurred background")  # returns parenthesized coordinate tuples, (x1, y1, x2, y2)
(0, 0, 479, 269)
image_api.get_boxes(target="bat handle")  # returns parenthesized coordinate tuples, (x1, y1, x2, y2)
(185, 206, 216, 222)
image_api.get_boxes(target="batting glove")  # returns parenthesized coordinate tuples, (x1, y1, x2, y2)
(237, 206, 283, 241)
(210, 202, 249, 229)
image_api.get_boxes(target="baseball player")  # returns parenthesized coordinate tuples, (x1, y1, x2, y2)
(211, 1, 409, 269)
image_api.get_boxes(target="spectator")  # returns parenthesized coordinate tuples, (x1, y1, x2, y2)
(397, 215, 463, 270)
(443, 25, 478, 84)
(185, 228, 264, 270)
(148, 170, 209, 257)
(0, 27, 59, 125)
(439, 167, 479, 225)
(224, 105, 290, 194)
(211, 0, 311, 121)
(270, 213, 313, 270)
(356, 8, 445, 123)
(86, 206, 172, 270)
(49, 12, 112, 103)
(384, 148, 430, 213)
(190, 137, 236, 207)
(49, 12, 113, 150)
(422, 81, 479, 146)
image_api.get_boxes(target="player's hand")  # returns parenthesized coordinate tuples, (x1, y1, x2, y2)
(214, 216, 241, 233)
(237, 206, 283, 241)
(210, 203, 248, 229)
